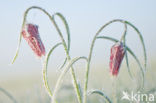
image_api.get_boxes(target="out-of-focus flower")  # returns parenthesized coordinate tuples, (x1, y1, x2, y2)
(109, 42, 125, 76)
(22, 23, 45, 57)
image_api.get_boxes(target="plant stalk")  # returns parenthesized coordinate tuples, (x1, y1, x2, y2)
(22, 6, 82, 103)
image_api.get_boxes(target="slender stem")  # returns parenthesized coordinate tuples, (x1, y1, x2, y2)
(125, 21, 147, 69)
(120, 21, 127, 42)
(53, 13, 71, 53)
(23, 6, 82, 103)
(83, 19, 127, 103)
(43, 43, 62, 97)
(51, 57, 88, 103)
(88, 90, 112, 103)
(0, 87, 18, 103)
(112, 77, 117, 103)
(120, 23, 133, 79)
(52, 15, 82, 103)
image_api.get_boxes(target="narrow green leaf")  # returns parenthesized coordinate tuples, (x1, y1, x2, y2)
(97, 36, 118, 42)
(53, 13, 71, 53)
(122, 23, 133, 79)
(52, 56, 88, 103)
(0, 87, 18, 103)
(58, 58, 67, 70)
(11, 33, 22, 64)
(125, 48, 133, 79)
(78, 82, 83, 98)
(43, 42, 62, 97)
(88, 89, 112, 103)
(12, 6, 28, 64)
(125, 21, 147, 70)
(61, 56, 88, 77)
(126, 47, 145, 89)
(52, 13, 71, 70)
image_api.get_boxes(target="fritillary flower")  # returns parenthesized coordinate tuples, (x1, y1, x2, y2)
(109, 42, 125, 76)
(22, 23, 45, 57)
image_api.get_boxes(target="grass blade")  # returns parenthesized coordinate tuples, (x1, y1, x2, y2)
(58, 58, 67, 70)
(53, 13, 71, 53)
(0, 87, 18, 103)
(122, 23, 133, 79)
(126, 47, 145, 89)
(51, 56, 88, 103)
(125, 48, 133, 79)
(125, 21, 147, 70)
(52, 13, 71, 70)
(43, 42, 62, 98)
(11, 32, 22, 64)
(88, 89, 112, 103)
(78, 81, 83, 99)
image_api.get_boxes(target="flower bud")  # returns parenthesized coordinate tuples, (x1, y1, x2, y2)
(109, 42, 125, 76)
(22, 23, 45, 57)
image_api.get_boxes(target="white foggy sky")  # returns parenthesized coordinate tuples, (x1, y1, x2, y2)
(0, 0, 155, 75)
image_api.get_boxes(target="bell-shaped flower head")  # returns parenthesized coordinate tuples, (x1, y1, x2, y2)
(109, 42, 125, 76)
(22, 23, 45, 57)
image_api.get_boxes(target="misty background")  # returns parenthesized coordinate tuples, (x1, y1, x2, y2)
(0, 0, 155, 81)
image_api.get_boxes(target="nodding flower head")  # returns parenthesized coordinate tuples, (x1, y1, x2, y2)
(109, 42, 125, 76)
(22, 23, 45, 58)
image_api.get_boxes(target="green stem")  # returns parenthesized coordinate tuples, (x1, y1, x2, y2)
(43, 43, 62, 97)
(120, 21, 127, 42)
(125, 21, 147, 69)
(83, 19, 129, 103)
(20, 6, 81, 103)
(53, 13, 71, 53)
(52, 14, 82, 103)
(0, 87, 18, 103)
(120, 23, 133, 79)
(88, 89, 112, 103)
(51, 57, 88, 103)
(111, 77, 117, 103)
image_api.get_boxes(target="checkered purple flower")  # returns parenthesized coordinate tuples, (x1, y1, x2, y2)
(22, 23, 45, 57)
(109, 42, 125, 76)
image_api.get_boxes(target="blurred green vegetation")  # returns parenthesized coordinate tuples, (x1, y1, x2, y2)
(0, 59, 156, 103)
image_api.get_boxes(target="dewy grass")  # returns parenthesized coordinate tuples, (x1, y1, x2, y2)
(83, 19, 147, 103)
(12, 6, 82, 103)
(88, 89, 112, 103)
(12, 6, 147, 103)
(50, 56, 88, 103)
